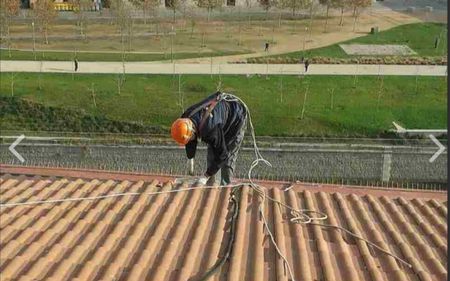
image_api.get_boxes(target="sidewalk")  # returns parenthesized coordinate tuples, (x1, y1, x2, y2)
(0, 60, 446, 76)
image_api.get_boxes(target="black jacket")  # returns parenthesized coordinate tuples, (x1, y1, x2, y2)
(181, 92, 247, 176)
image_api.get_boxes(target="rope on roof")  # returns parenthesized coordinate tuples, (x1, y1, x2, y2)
(0, 93, 413, 280)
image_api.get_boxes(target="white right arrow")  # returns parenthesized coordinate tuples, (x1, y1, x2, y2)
(9, 134, 25, 163)
(429, 134, 446, 163)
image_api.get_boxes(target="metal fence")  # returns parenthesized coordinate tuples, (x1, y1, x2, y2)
(1, 142, 446, 190)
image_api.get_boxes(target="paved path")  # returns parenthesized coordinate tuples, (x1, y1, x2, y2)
(0, 60, 447, 76)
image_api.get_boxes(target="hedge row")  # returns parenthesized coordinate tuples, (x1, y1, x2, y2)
(0, 96, 166, 134)
(245, 56, 448, 65)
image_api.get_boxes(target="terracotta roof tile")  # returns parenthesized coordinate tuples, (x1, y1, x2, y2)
(0, 174, 447, 281)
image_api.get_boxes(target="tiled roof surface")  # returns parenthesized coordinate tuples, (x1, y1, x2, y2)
(0, 174, 447, 281)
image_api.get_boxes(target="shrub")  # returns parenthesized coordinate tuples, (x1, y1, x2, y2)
(185, 82, 208, 93)
(246, 55, 448, 65)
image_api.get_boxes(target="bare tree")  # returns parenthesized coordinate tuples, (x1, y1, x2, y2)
(194, 0, 223, 21)
(110, 0, 132, 93)
(33, 0, 57, 44)
(9, 72, 17, 96)
(333, 0, 346, 26)
(0, 0, 20, 57)
(259, 0, 277, 19)
(71, 0, 92, 40)
(306, 0, 320, 37)
(329, 87, 335, 109)
(300, 82, 309, 119)
(279, 0, 305, 16)
(189, 16, 196, 38)
(88, 83, 97, 108)
(319, 0, 345, 32)
(319, 0, 329, 32)
(166, 0, 186, 23)
(141, 0, 159, 25)
(348, 0, 371, 31)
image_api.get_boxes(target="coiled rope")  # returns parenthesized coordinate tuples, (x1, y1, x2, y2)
(0, 93, 413, 281)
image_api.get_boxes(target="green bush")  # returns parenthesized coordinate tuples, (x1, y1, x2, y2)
(246, 55, 448, 65)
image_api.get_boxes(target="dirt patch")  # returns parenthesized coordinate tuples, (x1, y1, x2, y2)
(174, 9, 421, 63)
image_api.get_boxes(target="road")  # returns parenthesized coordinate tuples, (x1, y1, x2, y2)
(0, 60, 446, 76)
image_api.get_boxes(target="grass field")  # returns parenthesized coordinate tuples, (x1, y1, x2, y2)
(262, 22, 448, 59)
(1, 73, 446, 137)
(0, 49, 247, 61)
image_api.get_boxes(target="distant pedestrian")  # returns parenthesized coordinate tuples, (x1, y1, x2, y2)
(304, 59, 310, 72)
(74, 59, 78, 72)
(264, 42, 269, 52)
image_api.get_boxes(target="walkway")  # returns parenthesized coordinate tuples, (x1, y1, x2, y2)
(0, 60, 446, 76)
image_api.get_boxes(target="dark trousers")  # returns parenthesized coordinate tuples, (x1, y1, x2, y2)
(206, 115, 247, 186)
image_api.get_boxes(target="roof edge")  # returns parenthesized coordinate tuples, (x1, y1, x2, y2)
(1, 165, 447, 200)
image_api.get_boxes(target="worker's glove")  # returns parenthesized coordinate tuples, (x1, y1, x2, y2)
(195, 176, 209, 185)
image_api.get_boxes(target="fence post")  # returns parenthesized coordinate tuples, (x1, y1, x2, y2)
(381, 147, 392, 183)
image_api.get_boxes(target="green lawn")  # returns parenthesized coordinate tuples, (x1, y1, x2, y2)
(0, 49, 247, 61)
(264, 22, 448, 59)
(0, 73, 447, 137)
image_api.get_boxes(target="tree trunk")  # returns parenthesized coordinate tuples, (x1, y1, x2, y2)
(207, 8, 211, 22)
(300, 84, 309, 119)
(324, 5, 329, 32)
(129, 28, 132, 51)
(173, 8, 176, 23)
(308, 0, 313, 37)
(143, 8, 147, 25)
(44, 28, 49, 44)
(6, 17, 11, 57)
(238, 21, 242, 45)
(38, 60, 43, 90)
(352, 8, 358, 32)
(278, 10, 281, 27)
(10, 74, 15, 96)
(271, 21, 275, 43)
(170, 25, 174, 62)
(339, 7, 344, 26)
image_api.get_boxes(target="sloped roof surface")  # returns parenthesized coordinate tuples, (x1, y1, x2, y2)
(0, 174, 447, 281)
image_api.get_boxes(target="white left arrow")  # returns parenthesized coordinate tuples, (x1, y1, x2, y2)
(429, 134, 446, 163)
(9, 134, 25, 163)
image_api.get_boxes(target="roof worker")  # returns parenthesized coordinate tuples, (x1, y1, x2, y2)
(171, 91, 247, 186)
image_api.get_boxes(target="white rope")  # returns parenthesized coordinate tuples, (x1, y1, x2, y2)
(0, 185, 240, 208)
(222, 93, 413, 275)
(0, 93, 413, 277)
(223, 93, 299, 280)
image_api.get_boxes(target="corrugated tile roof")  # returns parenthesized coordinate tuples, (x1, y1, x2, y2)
(0, 174, 447, 281)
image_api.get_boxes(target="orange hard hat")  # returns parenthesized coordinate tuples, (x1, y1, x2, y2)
(171, 118, 195, 145)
